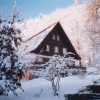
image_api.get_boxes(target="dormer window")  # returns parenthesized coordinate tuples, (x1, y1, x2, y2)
(54, 46, 59, 53)
(52, 34, 55, 40)
(63, 48, 67, 54)
(57, 35, 60, 41)
(45, 44, 50, 51)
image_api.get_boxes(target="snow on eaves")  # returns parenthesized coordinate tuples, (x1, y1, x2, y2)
(20, 22, 57, 53)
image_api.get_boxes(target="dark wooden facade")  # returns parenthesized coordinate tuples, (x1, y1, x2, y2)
(30, 22, 81, 62)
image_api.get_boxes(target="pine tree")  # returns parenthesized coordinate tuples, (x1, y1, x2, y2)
(0, 0, 24, 96)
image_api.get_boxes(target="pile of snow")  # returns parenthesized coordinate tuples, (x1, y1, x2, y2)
(1, 75, 100, 100)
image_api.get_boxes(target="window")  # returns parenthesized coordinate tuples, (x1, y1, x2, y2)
(57, 35, 60, 41)
(54, 46, 59, 53)
(52, 34, 55, 40)
(45, 44, 50, 51)
(63, 48, 67, 54)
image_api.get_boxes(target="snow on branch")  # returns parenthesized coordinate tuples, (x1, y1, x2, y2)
(0, 0, 25, 96)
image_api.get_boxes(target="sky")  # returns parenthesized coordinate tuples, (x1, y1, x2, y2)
(0, 0, 75, 19)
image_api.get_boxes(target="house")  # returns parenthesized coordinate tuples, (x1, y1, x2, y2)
(23, 21, 81, 67)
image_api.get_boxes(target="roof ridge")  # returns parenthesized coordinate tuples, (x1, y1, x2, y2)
(24, 21, 58, 43)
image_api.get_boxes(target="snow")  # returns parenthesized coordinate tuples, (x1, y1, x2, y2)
(87, 67, 97, 73)
(19, 23, 56, 52)
(19, 23, 56, 53)
(1, 74, 100, 100)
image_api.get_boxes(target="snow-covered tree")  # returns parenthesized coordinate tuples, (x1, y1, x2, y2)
(0, 1, 24, 96)
(43, 53, 76, 96)
(74, 0, 100, 22)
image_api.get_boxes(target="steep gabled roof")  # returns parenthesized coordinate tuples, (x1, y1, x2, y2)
(22, 22, 58, 52)
(21, 21, 81, 60)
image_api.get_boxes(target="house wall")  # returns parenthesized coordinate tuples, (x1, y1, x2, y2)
(22, 23, 82, 81)
(42, 27, 68, 56)
(22, 67, 39, 80)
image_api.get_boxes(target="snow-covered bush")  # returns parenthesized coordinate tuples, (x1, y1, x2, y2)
(0, 1, 24, 96)
(17, 51, 38, 68)
(16, 49, 43, 79)
(91, 56, 100, 74)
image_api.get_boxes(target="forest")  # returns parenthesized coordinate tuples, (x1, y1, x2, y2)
(15, 0, 100, 67)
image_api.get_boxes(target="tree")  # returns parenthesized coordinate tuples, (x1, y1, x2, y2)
(74, 0, 100, 65)
(74, 0, 100, 18)
(74, 0, 100, 30)
(43, 53, 76, 96)
(0, 0, 24, 96)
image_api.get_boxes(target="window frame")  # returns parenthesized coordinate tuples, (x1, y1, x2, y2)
(54, 46, 59, 53)
(45, 44, 50, 52)
(57, 35, 60, 41)
(63, 48, 67, 54)
(52, 34, 55, 40)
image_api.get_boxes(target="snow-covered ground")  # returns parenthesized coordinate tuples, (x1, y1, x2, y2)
(1, 67, 100, 100)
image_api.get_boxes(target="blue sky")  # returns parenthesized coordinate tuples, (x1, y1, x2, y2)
(0, 0, 75, 19)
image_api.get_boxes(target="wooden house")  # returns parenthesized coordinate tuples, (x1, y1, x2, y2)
(21, 22, 84, 80)
(23, 22, 81, 66)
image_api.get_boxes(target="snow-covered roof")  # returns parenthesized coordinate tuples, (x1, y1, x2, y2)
(21, 22, 58, 52)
